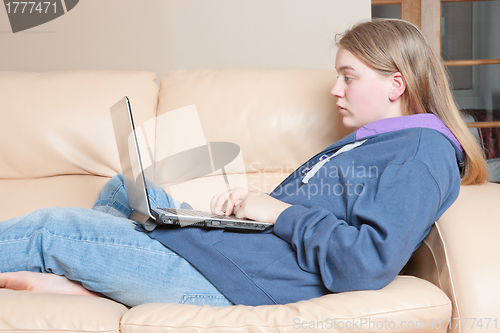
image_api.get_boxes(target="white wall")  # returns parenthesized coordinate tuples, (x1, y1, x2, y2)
(0, 0, 370, 81)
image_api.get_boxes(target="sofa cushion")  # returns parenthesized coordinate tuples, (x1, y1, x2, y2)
(0, 71, 158, 220)
(0, 290, 127, 333)
(0, 175, 109, 220)
(120, 276, 451, 333)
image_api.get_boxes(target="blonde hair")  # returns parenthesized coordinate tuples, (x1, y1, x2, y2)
(337, 19, 488, 185)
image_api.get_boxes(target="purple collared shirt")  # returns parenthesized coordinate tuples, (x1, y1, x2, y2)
(356, 114, 463, 153)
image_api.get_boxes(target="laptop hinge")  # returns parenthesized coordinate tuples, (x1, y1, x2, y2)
(129, 210, 158, 232)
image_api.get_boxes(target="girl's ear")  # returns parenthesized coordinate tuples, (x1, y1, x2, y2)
(389, 72, 406, 102)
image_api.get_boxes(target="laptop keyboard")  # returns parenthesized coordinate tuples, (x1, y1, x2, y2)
(157, 207, 223, 219)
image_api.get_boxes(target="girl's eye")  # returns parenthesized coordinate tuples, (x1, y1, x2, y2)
(344, 76, 353, 83)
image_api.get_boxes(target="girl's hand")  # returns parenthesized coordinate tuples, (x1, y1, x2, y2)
(210, 187, 249, 216)
(210, 188, 291, 224)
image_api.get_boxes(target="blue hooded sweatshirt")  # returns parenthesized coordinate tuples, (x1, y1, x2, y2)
(147, 114, 464, 306)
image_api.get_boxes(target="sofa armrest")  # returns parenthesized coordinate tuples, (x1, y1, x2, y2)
(405, 182, 500, 333)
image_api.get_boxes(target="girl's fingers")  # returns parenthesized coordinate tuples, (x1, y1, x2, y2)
(211, 190, 232, 215)
(224, 191, 240, 216)
(210, 187, 250, 215)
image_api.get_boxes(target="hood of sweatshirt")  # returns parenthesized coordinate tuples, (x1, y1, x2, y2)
(356, 114, 464, 159)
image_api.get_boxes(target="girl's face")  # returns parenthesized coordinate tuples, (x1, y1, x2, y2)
(331, 48, 404, 129)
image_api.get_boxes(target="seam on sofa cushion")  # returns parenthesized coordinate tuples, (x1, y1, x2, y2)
(434, 223, 462, 333)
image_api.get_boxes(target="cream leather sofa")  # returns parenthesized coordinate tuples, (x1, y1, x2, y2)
(0, 69, 499, 333)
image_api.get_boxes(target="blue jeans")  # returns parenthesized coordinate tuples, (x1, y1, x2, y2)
(0, 174, 233, 307)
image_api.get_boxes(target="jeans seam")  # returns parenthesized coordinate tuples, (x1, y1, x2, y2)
(93, 182, 131, 217)
(148, 191, 163, 209)
(109, 183, 124, 202)
(94, 200, 130, 217)
(0, 238, 31, 244)
(34, 228, 178, 257)
(149, 196, 159, 209)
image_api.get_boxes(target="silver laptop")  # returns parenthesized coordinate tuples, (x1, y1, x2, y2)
(109, 96, 273, 232)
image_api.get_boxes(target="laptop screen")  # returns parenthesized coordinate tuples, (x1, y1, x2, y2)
(109, 96, 155, 219)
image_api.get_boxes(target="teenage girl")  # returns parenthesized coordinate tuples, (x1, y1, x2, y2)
(0, 19, 487, 307)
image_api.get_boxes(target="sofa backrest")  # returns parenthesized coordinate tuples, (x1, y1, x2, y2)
(0, 68, 346, 218)
(0, 71, 158, 220)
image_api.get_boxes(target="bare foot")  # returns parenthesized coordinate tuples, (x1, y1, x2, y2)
(0, 271, 99, 297)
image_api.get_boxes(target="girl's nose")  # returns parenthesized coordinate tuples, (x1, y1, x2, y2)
(330, 79, 344, 98)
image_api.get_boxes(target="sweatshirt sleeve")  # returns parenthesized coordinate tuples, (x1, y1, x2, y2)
(273, 159, 454, 293)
